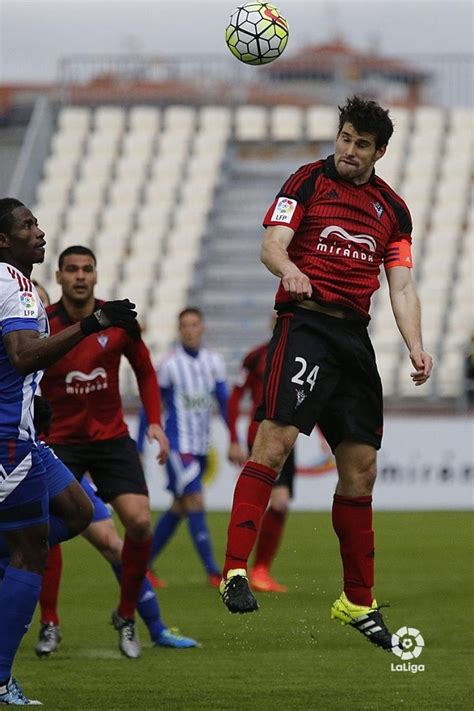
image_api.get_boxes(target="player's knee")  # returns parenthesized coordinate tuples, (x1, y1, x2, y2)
(252, 439, 291, 472)
(82, 515, 124, 561)
(70, 497, 94, 536)
(10, 539, 50, 575)
(171, 499, 185, 516)
(183, 492, 204, 512)
(353, 457, 377, 493)
(125, 514, 152, 541)
(100, 537, 123, 564)
(270, 487, 290, 512)
(252, 422, 295, 472)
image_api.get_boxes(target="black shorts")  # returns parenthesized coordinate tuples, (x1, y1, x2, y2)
(49, 436, 148, 503)
(255, 307, 383, 452)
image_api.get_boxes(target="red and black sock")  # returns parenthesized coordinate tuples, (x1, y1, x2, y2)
(39, 543, 62, 625)
(332, 494, 374, 607)
(223, 461, 278, 578)
(253, 507, 287, 569)
(118, 535, 152, 620)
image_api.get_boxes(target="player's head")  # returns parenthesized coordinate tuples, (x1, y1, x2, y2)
(334, 96, 393, 184)
(32, 279, 51, 307)
(178, 307, 204, 350)
(0, 198, 46, 271)
(56, 245, 97, 306)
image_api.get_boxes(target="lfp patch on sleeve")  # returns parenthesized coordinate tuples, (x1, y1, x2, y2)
(270, 197, 297, 223)
(18, 291, 38, 318)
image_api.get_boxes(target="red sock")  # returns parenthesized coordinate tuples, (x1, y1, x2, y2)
(332, 494, 374, 606)
(253, 507, 287, 569)
(40, 543, 62, 625)
(118, 535, 152, 619)
(223, 461, 278, 578)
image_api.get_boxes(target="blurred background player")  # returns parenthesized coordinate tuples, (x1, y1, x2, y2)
(138, 308, 229, 587)
(220, 98, 432, 654)
(37, 245, 175, 659)
(31, 278, 198, 657)
(0, 198, 137, 704)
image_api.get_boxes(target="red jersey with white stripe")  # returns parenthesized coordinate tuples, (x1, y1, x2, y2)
(228, 342, 268, 444)
(263, 154, 413, 321)
(41, 299, 161, 444)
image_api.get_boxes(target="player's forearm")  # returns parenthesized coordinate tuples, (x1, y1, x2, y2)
(8, 324, 84, 375)
(260, 238, 295, 278)
(228, 388, 243, 442)
(390, 283, 424, 352)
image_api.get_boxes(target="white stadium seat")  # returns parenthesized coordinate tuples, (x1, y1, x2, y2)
(129, 106, 161, 133)
(235, 106, 268, 141)
(270, 106, 303, 141)
(306, 105, 338, 141)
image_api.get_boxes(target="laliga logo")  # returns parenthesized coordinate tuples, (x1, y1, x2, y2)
(390, 626, 425, 674)
(320, 225, 377, 252)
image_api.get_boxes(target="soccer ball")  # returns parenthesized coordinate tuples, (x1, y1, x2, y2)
(225, 2, 289, 66)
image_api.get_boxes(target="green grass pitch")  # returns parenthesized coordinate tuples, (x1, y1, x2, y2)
(16, 511, 473, 710)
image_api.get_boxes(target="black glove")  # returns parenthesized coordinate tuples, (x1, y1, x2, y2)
(33, 395, 52, 437)
(80, 299, 137, 336)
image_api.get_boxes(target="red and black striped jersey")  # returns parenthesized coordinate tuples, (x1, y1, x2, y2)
(263, 154, 413, 321)
(228, 342, 268, 444)
(41, 299, 161, 444)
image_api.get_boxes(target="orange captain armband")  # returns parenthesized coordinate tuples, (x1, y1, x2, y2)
(384, 239, 413, 269)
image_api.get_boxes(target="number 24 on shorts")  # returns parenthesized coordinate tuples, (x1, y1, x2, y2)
(291, 357, 320, 391)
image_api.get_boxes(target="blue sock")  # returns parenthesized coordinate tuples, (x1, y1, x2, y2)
(111, 563, 166, 642)
(187, 511, 220, 575)
(0, 566, 42, 681)
(150, 510, 181, 562)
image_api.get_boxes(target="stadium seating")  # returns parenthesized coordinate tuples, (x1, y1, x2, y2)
(31, 102, 473, 401)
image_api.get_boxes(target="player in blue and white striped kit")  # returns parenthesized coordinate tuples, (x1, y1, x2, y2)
(138, 308, 229, 587)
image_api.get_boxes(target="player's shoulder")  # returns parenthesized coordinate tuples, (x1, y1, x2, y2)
(291, 159, 325, 180)
(0, 262, 32, 293)
(46, 300, 60, 318)
(158, 347, 180, 368)
(374, 174, 410, 212)
(374, 174, 412, 231)
(279, 159, 326, 200)
(45, 300, 70, 329)
(202, 347, 225, 365)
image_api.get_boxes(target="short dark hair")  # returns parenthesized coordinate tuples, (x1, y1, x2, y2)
(0, 198, 25, 234)
(179, 307, 203, 321)
(58, 245, 97, 270)
(338, 96, 393, 149)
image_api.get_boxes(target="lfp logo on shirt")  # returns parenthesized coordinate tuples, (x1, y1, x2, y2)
(271, 197, 297, 223)
(19, 291, 37, 317)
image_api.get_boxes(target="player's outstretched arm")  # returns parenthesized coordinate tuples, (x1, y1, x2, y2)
(261, 225, 312, 302)
(4, 299, 137, 375)
(387, 266, 433, 386)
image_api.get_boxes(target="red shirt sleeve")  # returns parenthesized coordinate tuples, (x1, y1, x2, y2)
(124, 336, 161, 425)
(384, 191, 413, 269)
(263, 197, 305, 231)
(384, 239, 413, 269)
(263, 161, 323, 232)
